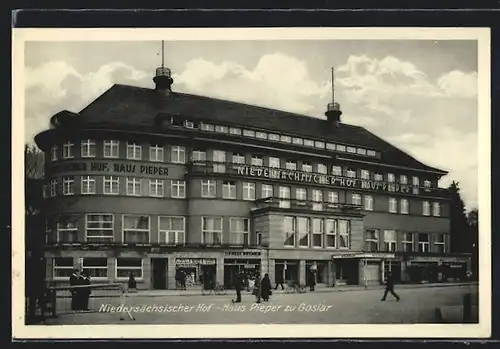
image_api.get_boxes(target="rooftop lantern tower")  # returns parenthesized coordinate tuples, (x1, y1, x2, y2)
(325, 66, 342, 127)
(153, 40, 174, 96)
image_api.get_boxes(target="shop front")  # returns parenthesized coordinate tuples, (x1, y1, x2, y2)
(407, 261, 439, 283)
(274, 260, 299, 285)
(175, 257, 217, 289)
(223, 251, 262, 289)
(306, 261, 328, 287)
(440, 261, 468, 281)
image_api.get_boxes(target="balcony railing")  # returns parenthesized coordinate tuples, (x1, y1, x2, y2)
(186, 161, 449, 198)
(252, 197, 363, 214)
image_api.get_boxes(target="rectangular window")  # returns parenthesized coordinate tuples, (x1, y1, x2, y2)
(82, 258, 108, 279)
(116, 258, 143, 279)
(184, 120, 194, 129)
(232, 153, 245, 165)
(279, 186, 291, 208)
(374, 173, 383, 181)
(346, 168, 356, 178)
(384, 230, 397, 252)
(346, 146, 356, 153)
(337, 145, 346, 152)
(312, 190, 323, 211)
(243, 182, 256, 200)
(229, 218, 250, 246)
(261, 184, 274, 198)
(126, 177, 142, 196)
(297, 217, 310, 247)
(200, 122, 215, 131)
(312, 218, 323, 247)
(53, 257, 74, 279)
(304, 139, 314, 147)
(171, 145, 186, 164)
(243, 129, 255, 137)
(81, 139, 96, 158)
(63, 141, 74, 159)
(269, 133, 280, 141)
(284, 216, 296, 247)
(81, 176, 96, 195)
(338, 220, 349, 248)
(269, 157, 280, 168)
(332, 166, 342, 176)
(158, 216, 185, 245)
(215, 125, 228, 133)
(328, 191, 339, 203)
(280, 135, 292, 143)
(149, 179, 164, 197)
(286, 160, 297, 171)
(57, 215, 78, 243)
(201, 180, 216, 198)
(326, 143, 336, 151)
(367, 150, 376, 156)
(171, 180, 186, 198)
(387, 173, 395, 183)
(126, 142, 142, 160)
(400, 175, 408, 185)
(424, 180, 431, 188)
(361, 170, 370, 180)
(317, 164, 327, 174)
(364, 195, 373, 211)
(256, 131, 268, 139)
(389, 198, 398, 213)
(435, 233, 445, 253)
(191, 149, 207, 163)
(365, 229, 379, 252)
(352, 193, 362, 206)
(50, 179, 58, 197)
(296, 188, 307, 201)
(357, 148, 367, 155)
(412, 176, 420, 186)
(326, 220, 336, 248)
(400, 199, 409, 214)
(213, 150, 226, 173)
(103, 140, 119, 158)
(292, 137, 303, 145)
(418, 233, 430, 252)
(86, 214, 114, 243)
(302, 162, 313, 173)
(202, 217, 223, 245)
(62, 176, 74, 196)
(229, 127, 242, 135)
(402, 232, 414, 252)
(222, 181, 236, 199)
(50, 146, 58, 161)
(315, 141, 325, 149)
(123, 215, 150, 244)
(423, 201, 431, 216)
(150, 145, 164, 162)
(251, 155, 263, 167)
(433, 202, 441, 217)
(43, 184, 48, 198)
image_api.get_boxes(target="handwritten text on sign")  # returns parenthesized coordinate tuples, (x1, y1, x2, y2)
(235, 165, 411, 194)
(48, 161, 169, 177)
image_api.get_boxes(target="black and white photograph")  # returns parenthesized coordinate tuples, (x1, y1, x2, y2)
(12, 27, 491, 338)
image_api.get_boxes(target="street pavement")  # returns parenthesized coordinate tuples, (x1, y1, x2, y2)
(43, 284, 478, 325)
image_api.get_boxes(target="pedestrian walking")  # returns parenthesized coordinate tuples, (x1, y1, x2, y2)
(128, 272, 137, 292)
(261, 273, 272, 301)
(232, 272, 244, 303)
(381, 271, 400, 301)
(274, 271, 284, 290)
(253, 274, 262, 303)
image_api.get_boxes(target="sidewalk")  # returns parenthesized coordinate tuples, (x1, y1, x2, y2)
(124, 281, 477, 298)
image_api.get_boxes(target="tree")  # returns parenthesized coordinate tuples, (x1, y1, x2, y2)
(467, 209, 479, 280)
(448, 181, 472, 253)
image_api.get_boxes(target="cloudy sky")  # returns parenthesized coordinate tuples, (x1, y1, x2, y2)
(24, 39, 478, 209)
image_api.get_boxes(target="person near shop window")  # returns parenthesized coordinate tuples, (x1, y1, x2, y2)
(381, 271, 400, 302)
(253, 274, 262, 303)
(261, 273, 272, 301)
(274, 271, 284, 290)
(232, 271, 244, 303)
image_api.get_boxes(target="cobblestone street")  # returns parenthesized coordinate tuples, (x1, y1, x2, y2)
(43, 284, 477, 325)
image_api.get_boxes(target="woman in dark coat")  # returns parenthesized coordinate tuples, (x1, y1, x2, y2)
(261, 273, 272, 301)
(128, 272, 137, 292)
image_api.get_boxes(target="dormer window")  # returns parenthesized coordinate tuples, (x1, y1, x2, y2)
(337, 145, 346, 152)
(243, 129, 255, 137)
(360, 170, 370, 180)
(332, 166, 342, 176)
(400, 175, 408, 185)
(62, 142, 74, 159)
(50, 146, 58, 161)
(201, 123, 215, 131)
(346, 169, 356, 178)
(184, 121, 194, 129)
(269, 133, 280, 141)
(302, 162, 312, 173)
(315, 141, 325, 149)
(367, 150, 376, 156)
(171, 117, 183, 127)
(229, 127, 242, 135)
(424, 180, 431, 190)
(286, 160, 297, 171)
(357, 148, 367, 155)
(292, 137, 303, 145)
(387, 173, 395, 183)
(304, 139, 315, 147)
(280, 135, 292, 143)
(374, 173, 383, 181)
(256, 131, 268, 139)
(347, 146, 356, 153)
(215, 125, 228, 133)
(326, 143, 336, 151)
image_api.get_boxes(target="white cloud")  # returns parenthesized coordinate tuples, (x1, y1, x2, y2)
(437, 70, 478, 98)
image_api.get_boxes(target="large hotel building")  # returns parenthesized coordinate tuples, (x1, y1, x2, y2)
(35, 63, 470, 290)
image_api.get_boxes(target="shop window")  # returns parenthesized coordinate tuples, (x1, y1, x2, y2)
(53, 257, 74, 279)
(116, 258, 143, 279)
(82, 257, 108, 279)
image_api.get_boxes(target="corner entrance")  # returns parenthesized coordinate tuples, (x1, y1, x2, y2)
(151, 258, 168, 289)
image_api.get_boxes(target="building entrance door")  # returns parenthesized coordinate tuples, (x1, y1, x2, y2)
(151, 258, 168, 289)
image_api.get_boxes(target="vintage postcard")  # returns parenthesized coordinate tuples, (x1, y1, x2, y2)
(12, 27, 491, 339)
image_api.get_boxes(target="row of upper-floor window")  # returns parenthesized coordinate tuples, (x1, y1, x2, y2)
(44, 176, 442, 216)
(364, 229, 447, 254)
(47, 140, 432, 186)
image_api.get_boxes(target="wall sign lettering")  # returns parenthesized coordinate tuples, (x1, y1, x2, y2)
(48, 161, 169, 177)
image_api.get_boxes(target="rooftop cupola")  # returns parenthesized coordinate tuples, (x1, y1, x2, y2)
(325, 66, 342, 126)
(153, 40, 174, 96)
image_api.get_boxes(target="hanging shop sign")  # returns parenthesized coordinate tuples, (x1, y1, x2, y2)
(235, 165, 411, 194)
(48, 161, 169, 177)
(176, 258, 216, 266)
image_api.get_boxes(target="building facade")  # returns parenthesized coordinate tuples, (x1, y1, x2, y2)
(34, 66, 470, 290)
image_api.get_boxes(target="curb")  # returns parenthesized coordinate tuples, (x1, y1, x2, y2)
(122, 282, 475, 298)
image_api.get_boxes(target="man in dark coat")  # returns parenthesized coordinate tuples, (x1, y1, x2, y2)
(232, 272, 243, 303)
(69, 269, 80, 311)
(381, 271, 400, 301)
(261, 273, 272, 301)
